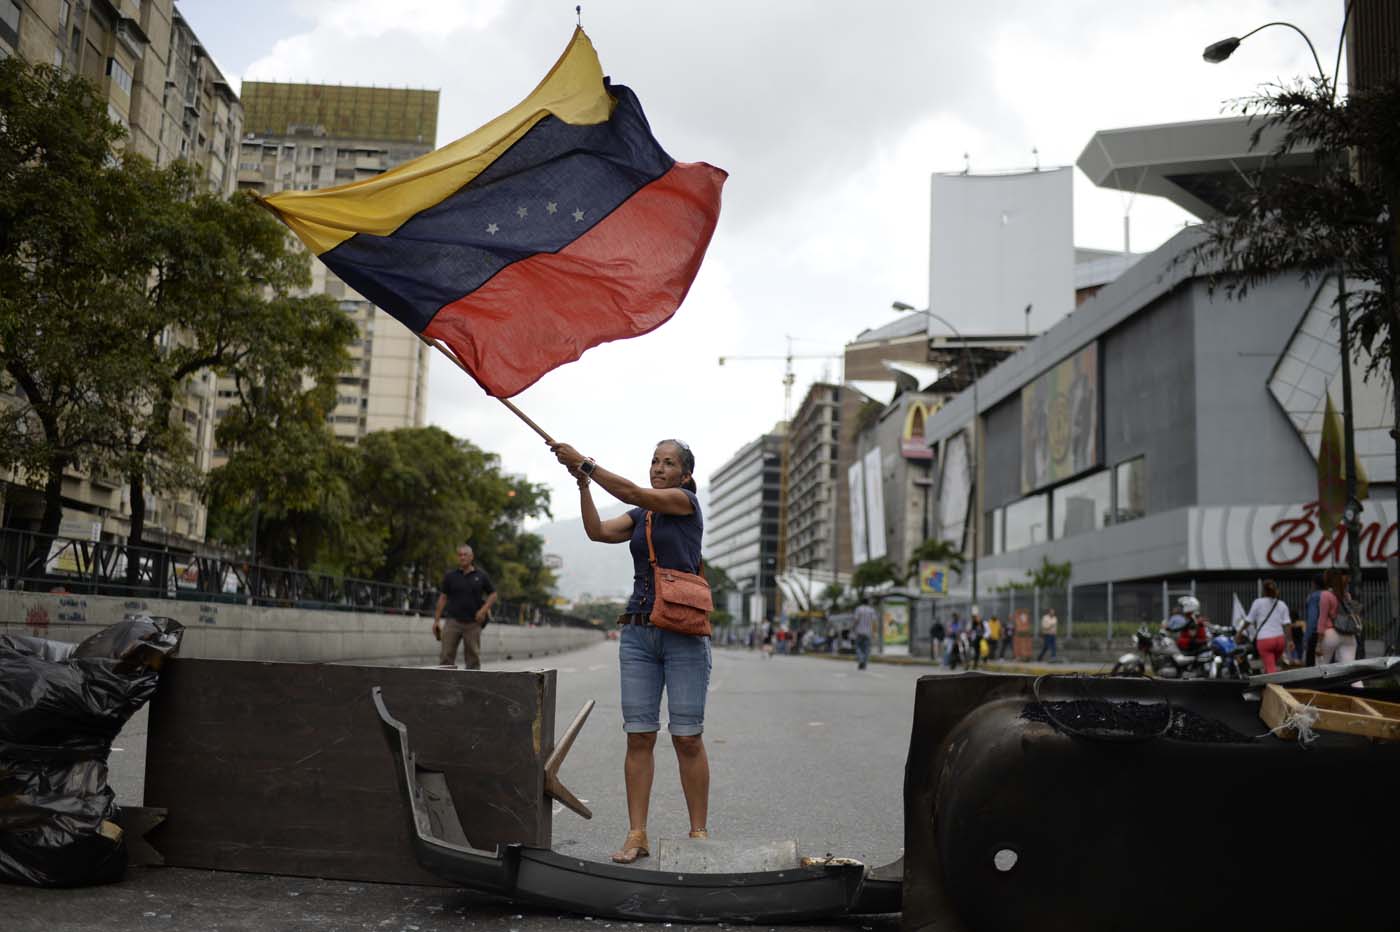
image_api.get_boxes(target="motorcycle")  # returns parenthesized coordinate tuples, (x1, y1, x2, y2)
(1110, 624, 1213, 679)
(1206, 624, 1253, 679)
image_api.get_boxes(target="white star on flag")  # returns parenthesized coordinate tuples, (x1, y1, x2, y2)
(516, 206, 528, 219)
(485, 222, 499, 235)
(572, 208, 585, 222)
(546, 201, 558, 214)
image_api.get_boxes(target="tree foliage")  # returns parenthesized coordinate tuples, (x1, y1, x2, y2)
(851, 556, 901, 596)
(0, 60, 148, 537)
(907, 537, 966, 578)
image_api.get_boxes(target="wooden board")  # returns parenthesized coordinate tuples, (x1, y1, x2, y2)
(1260, 684, 1400, 742)
(143, 659, 556, 884)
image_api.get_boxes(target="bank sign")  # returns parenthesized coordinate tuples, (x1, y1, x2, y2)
(1188, 501, 1399, 570)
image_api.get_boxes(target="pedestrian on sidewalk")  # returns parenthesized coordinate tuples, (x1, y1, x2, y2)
(945, 613, 963, 668)
(968, 612, 985, 669)
(551, 438, 712, 864)
(1037, 608, 1058, 662)
(1303, 574, 1324, 666)
(853, 597, 877, 670)
(986, 615, 1003, 663)
(433, 544, 496, 670)
(997, 615, 1013, 658)
(930, 617, 946, 662)
(1244, 580, 1291, 674)
(1316, 568, 1360, 665)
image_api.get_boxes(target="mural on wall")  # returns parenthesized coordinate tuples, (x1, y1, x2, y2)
(1021, 342, 1099, 493)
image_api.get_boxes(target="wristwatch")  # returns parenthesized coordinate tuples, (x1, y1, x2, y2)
(579, 457, 597, 477)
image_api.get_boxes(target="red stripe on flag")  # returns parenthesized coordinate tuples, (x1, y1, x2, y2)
(423, 161, 727, 398)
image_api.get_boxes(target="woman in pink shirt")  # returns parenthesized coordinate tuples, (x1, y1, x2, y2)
(1315, 568, 1358, 665)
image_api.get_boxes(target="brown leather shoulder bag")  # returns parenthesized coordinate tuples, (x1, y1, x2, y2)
(645, 511, 713, 637)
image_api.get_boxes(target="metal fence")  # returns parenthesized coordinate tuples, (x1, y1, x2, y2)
(930, 575, 1398, 649)
(0, 528, 594, 628)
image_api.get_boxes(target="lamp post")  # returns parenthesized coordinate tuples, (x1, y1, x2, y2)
(894, 301, 980, 613)
(1204, 5, 1366, 633)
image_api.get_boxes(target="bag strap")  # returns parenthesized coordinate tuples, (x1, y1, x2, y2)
(1252, 598, 1279, 644)
(644, 510, 705, 575)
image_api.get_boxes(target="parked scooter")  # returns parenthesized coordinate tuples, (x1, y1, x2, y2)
(1206, 624, 1253, 679)
(1110, 624, 1213, 678)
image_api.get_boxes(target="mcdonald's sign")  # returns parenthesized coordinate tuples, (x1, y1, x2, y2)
(901, 400, 937, 460)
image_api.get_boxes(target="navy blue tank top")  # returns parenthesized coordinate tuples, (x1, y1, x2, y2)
(625, 490, 703, 614)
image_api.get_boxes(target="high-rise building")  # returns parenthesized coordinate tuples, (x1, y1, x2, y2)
(784, 383, 842, 574)
(228, 82, 439, 447)
(706, 427, 784, 625)
(0, 0, 239, 547)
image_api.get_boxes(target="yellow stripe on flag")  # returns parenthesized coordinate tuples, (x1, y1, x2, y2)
(260, 28, 613, 255)
(1317, 391, 1370, 537)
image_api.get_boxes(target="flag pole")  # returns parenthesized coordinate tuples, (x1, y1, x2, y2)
(416, 335, 557, 445)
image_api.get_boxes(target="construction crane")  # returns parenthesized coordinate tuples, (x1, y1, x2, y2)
(716, 337, 842, 620)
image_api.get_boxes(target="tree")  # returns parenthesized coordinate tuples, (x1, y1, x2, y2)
(820, 580, 847, 614)
(907, 537, 966, 579)
(851, 557, 901, 597)
(996, 555, 1072, 592)
(0, 60, 149, 541)
(111, 172, 353, 552)
(206, 380, 358, 570)
(1190, 76, 1400, 486)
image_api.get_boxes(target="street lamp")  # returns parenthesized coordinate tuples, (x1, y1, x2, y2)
(893, 301, 980, 614)
(1204, 7, 1366, 622)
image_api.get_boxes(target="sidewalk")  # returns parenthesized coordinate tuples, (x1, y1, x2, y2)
(790, 646, 1107, 677)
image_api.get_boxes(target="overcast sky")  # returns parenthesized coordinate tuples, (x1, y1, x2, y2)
(180, 0, 1347, 524)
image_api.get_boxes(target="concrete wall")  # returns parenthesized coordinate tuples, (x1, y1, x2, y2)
(0, 591, 603, 666)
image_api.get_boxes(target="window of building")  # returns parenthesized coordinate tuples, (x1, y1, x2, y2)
(107, 57, 133, 95)
(1051, 470, 1111, 540)
(1003, 494, 1048, 552)
(0, 0, 20, 50)
(107, 103, 128, 128)
(59, 0, 70, 29)
(70, 26, 81, 55)
(1114, 456, 1147, 524)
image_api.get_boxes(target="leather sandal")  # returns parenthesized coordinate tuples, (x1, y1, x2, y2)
(611, 829, 649, 864)
(688, 828, 709, 839)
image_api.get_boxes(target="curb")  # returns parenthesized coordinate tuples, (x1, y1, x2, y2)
(792, 650, 1109, 676)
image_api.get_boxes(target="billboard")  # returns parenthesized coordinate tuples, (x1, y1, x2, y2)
(918, 561, 950, 595)
(929, 167, 1074, 335)
(1021, 342, 1099, 492)
(937, 430, 972, 550)
(863, 447, 887, 560)
(848, 460, 868, 566)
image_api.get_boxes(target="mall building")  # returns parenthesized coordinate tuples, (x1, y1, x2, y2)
(921, 115, 1395, 610)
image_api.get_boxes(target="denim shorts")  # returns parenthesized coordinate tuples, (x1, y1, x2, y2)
(618, 624, 711, 736)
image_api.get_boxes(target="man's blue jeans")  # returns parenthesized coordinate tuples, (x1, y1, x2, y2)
(855, 634, 872, 669)
(1038, 634, 1058, 661)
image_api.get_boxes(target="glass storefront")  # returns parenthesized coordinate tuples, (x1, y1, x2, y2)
(1052, 470, 1111, 539)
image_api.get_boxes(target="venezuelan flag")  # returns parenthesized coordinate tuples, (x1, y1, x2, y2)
(260, 29, 726, 398)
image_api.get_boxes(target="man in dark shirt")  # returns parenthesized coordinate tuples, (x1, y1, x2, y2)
(433, 544, 497, 670)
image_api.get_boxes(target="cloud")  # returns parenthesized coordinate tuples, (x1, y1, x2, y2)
(224, 0, 1348, 523)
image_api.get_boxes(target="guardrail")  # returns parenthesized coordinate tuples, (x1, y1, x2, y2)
(0, 529, 594, 628)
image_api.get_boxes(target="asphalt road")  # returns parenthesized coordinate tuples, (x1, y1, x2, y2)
(2, 641, 940, 932)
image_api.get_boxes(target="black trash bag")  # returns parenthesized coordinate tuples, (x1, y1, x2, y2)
(0, 615, 183, 887)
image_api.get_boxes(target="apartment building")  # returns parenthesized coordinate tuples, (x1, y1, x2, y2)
(784, 383, 842, 573)
(706, 428, 784, 625)
(229, 82, 438, 446)
(0, 0, 239, 547)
